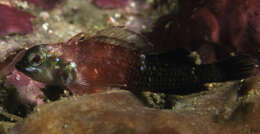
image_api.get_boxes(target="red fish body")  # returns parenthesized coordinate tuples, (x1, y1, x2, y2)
(15, 28, 255, 96)
(54, 35, 139, 94)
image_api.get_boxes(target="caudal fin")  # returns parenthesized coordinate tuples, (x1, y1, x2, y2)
(217, 55, 256, 81)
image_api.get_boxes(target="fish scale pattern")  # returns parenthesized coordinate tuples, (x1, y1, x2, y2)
(127, 55, 210, 94)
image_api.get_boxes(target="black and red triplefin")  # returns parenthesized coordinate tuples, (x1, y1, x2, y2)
(15, 27, 255, 95)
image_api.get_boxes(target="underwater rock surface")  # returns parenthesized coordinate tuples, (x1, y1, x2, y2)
(148, 0, 260, 64)
(0, 0, 260, 134)
(9, 90, 196, 134)
(8, 89, 260, 134)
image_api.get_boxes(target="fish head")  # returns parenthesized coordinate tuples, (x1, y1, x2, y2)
(15, 44, 76, 87)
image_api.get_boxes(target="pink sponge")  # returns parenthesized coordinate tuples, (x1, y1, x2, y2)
(93, 0, 130, 9)
(24, 0, 60, 9)
(0, 4, 34, 36)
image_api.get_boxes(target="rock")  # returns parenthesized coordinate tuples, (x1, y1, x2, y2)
(147, 0, 260, 63)
(0, 121, 15, 134)
(6, 86, 260, 134)
(8, 90, 197, 134)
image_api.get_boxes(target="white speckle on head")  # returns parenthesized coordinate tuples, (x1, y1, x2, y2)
(70, 62, 77, 68)
(56, 58, 60, 62)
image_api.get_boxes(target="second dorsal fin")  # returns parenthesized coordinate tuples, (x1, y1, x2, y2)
(92, 26, 154, 52)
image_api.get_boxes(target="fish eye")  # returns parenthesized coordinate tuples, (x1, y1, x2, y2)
(28, 53, 43, 66)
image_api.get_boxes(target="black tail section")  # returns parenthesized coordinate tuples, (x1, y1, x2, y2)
(216, 55, 255, 81)
(128, 53, 255, 95)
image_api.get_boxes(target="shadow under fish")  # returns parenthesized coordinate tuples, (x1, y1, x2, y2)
(15, 27, 256, 96)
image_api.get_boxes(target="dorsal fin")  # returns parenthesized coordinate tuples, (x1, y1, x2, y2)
(92, 26, 154, 52)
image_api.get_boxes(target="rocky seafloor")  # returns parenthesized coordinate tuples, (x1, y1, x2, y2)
(0, 0, 260, 134)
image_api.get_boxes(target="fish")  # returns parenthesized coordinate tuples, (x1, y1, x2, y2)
(15, 27, 255, 95)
